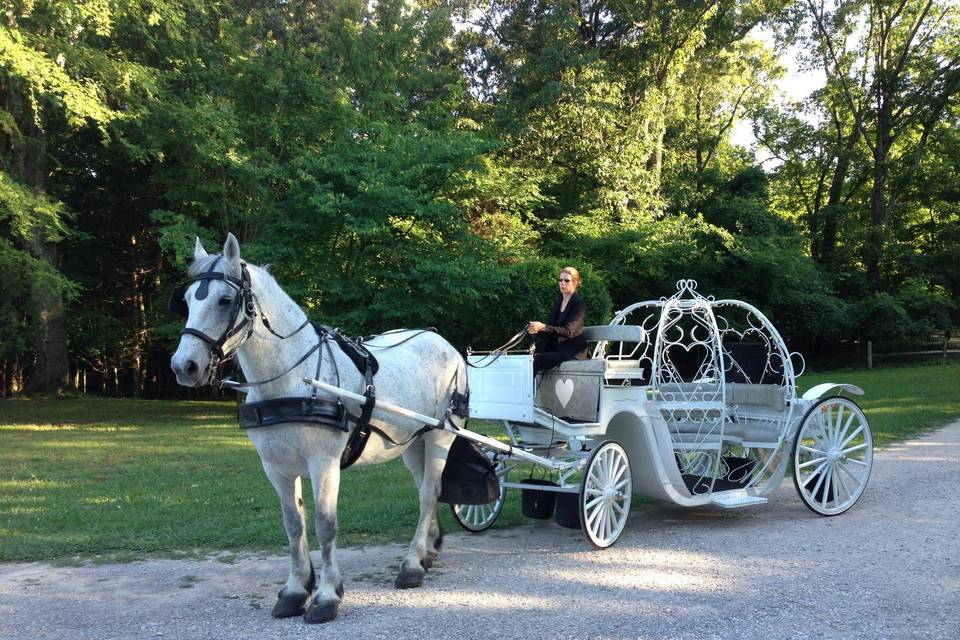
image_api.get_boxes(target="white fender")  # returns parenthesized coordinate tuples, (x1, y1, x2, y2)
(801, 382, 865, 401)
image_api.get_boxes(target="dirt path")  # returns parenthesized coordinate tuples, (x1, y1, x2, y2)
(2, 423, 959, 640)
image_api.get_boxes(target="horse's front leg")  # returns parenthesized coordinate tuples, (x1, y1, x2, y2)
(396, 431, 454, 589)
(263, 470, 316, 619)
(303, 456, 344, 624)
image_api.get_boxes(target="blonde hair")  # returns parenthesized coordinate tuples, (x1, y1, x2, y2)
(560, 266, 581, 290)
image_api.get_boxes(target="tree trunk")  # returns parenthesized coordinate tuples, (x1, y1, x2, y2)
(7, 79, 71, 394)
(865, 101, 893, 288)
(129, 234, 148, 396)
(24, 237, 71, 395)
(819, 123, 861, 270)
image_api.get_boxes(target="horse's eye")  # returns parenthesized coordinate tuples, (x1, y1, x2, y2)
(218, 296, 233, 306)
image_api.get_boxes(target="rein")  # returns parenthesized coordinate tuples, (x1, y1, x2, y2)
(466, 326, 531, 369)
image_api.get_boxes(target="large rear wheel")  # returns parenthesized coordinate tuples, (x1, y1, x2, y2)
(792, 397, 873, 516)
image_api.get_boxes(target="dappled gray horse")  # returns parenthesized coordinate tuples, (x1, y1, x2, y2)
(170, 234, 466, 623)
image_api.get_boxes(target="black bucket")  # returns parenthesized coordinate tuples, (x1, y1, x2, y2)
(554, 492, 582, 529)
(520, 479, 558, 519)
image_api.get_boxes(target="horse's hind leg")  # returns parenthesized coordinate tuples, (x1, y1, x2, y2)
(396, 431, 454, 589)
(303, 457, 344, 624)
(264, 470, 316, 618)
(398, 440, 442, 564)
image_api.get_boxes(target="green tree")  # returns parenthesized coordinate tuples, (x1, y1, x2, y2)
(803, 0, 960, 287)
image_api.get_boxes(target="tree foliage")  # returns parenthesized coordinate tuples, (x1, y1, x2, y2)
(0, 0, 956, 396)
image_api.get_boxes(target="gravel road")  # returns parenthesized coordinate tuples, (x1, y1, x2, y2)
(2, 422, 958, 640)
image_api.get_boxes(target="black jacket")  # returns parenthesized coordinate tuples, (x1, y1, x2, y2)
(542, 293, 587, 355)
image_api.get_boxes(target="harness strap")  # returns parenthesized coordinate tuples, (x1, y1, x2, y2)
(239, 397, 348, 431)
(339, 335, 378, 469)
(222, 340, 322, 389)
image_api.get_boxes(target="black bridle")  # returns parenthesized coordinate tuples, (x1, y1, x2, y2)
(168, 257, 259, 381)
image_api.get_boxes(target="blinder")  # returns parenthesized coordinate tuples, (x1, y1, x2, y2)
(168, 260, 253, 322)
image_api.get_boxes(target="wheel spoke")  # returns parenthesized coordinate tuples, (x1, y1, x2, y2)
(839, 424, 865, 450)
(801, 461, 828, 488)
(838, 460, 863, 485)
(612, 460, 628, 484)
(843, 443, 869, 455)
(602, 451, 614, 485)
(835, 411, 856, 447)
(815, 408, 831, 442)
(606, 508, 617, 539)
(799, 444, 827, 456)
(832, 468, 848, 502)
(808, 463, 828, 496)
(834, 404, 845, 442)
(798, 456, 827, 469)
(585, 502, 603, 528)
(820, 468, 832, 509)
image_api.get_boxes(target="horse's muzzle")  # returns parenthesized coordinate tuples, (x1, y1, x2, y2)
(171, 348, 210, 387)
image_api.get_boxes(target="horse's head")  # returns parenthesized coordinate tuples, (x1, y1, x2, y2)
(170, 233, 255, 387)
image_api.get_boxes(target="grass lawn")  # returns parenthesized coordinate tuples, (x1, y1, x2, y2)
(1, 361, 958, 562)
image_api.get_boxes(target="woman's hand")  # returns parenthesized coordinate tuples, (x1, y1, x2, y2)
(528, 321, 546, 334)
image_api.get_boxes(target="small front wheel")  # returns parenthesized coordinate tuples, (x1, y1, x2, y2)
(580, 441, 632, 548)
(793, 397, 873, 516)
(450, 460, 507, 532)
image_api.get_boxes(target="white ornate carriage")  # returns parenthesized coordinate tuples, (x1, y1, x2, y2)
(455, 280, 874, 548)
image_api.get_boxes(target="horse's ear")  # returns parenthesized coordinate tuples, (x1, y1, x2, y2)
(194, 237, 208, 261)
(223, 232, 241, 272)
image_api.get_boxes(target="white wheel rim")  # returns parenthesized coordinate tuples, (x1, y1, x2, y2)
(452, 461, 506, 532)
(795, 398, 872, 515)
(453, 498, 503, 531)
(582, 443, 631, 547)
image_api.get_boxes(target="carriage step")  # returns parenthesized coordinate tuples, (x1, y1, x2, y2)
(710, 490, 768, 509)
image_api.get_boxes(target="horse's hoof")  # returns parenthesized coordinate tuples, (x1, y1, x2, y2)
(271, 592, 309, 619)
(303, 597, 339, 624)
(394, 562, 425, 589)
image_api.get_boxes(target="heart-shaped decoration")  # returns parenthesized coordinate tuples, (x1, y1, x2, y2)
(554, 378, 575, 408)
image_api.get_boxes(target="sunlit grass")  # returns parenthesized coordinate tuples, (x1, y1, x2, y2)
(0, 361, 957, 562)
(798, 362, 960, 446)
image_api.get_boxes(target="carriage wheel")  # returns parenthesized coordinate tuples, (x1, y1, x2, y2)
(450, 460, 507, 532)
(579, 441, 632, 549)
(792, 397, 873, 516)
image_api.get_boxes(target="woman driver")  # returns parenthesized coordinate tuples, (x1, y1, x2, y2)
(528, 266, 587, 372)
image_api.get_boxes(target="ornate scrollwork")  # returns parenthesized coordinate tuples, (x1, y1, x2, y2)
(642, 284, 800, 497)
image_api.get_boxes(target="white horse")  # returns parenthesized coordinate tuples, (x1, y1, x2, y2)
(170, 233, 465, 623)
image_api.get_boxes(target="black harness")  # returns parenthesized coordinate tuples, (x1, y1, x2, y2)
(234, 323, 380, 470)
(168, 258, 451, 469)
